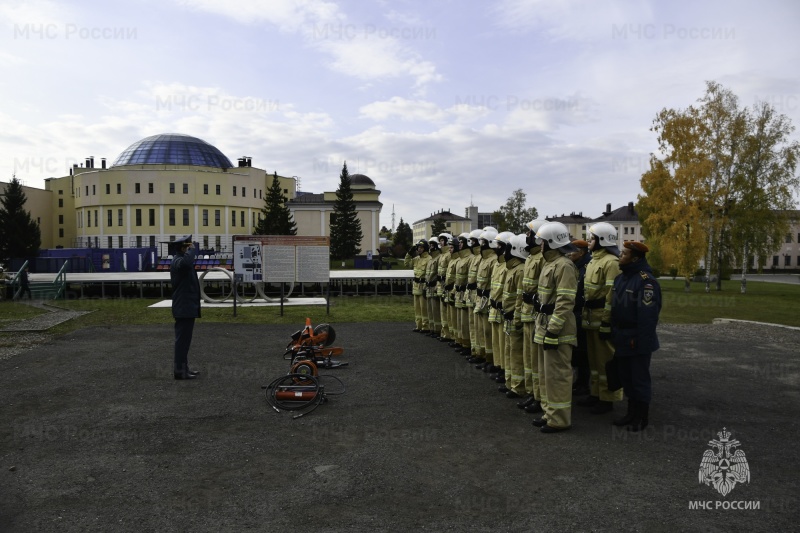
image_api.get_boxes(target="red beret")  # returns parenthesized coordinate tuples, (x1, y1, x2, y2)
(623, 241, 649, 253)
(571, 239, 589, 249)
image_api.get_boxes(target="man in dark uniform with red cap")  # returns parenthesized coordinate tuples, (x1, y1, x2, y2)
(170, 235, 201, 380)
(609, 241, 662, 431)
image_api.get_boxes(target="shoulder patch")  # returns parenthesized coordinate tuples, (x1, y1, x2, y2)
(639, 271, 649, 280)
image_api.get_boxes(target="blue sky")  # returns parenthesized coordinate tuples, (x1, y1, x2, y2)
(2, 0, 798, 230)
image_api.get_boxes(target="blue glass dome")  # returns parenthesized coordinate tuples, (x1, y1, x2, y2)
(110, 133, 233, 168)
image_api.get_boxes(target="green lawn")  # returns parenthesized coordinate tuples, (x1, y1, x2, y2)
(0, 280, 798, 337)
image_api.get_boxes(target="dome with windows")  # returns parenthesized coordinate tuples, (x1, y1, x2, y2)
(350, 173, 375, 189)
(110, 133, 233, 169)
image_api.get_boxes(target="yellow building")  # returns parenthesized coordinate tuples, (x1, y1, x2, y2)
(3, 133, 381, 256)
(412, 209, 472, 242)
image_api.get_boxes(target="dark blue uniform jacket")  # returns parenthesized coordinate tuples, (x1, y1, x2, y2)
(611, 258, 661, 357)
(170, 247, 201, 319)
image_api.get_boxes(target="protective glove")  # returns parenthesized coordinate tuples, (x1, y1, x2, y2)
(503, 310, 514, 321)
(543, 331, 559, 350)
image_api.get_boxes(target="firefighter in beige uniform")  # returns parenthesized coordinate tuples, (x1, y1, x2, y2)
(472, 227, 498, 368)
(489, 232, 514, 383)
(499, 234, 528, 398)
(453, 234, 473, 355)
(532, 222, 578, 433)
(436, 233, 453, 342)
(465, 229, 484, 358)
(517, 219, 547, 413)
(424, 237, 442, 338)
(404, 239, 431, 332)
(579, 222, 623, 414)
(444, 235, 462, 346)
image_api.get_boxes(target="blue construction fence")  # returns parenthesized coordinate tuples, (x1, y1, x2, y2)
(14, 247, 160, 273)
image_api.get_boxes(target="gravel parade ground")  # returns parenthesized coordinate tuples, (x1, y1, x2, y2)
(1, 321, 798, 532)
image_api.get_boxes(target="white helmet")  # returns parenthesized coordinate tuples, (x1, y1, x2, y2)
(536, 222, 577, 253)
(438, 232, 453, 244)
(588, 222, 618, 247)
(428, 236, 439, 250)
(492, 231, 514, 249)
(469, 229, 483, 244)
(479, 227, 498, 245)
(525, 219, 548, 245)
(510, 233, 530, 260)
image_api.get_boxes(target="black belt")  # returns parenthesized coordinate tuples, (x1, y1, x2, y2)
(522, 292, 534, 304)
(467, 282, 477, 290)
(585, 298, 605, 309)
(477, 289, 489, 297)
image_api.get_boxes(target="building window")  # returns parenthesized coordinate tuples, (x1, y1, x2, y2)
(85, 185, 89, 196)
(149, 236, 156, 247)
(58, 199, 63, 207)
(118, 236, 123, 248)
(106, 184, 110, 194)
(58, 190, 62, 195)
(215, 236, 221, 250)
(118, 209, 123, 226)
(233, 186, 237, 196)
(169, 209, 175, 226)
(117, 183, 121, 194)
(107, 210, 112, 227)
(216, 184, 221, 195)
(242, 187, 246, 197)
(254, 189, 257, 198)
(785, 256, 792, 267)
(786, 233, 793, 243)
(202, 209, 209, 226)
(92, 185, 96, 195)
(58, 214, 64, 224)
(169, 183, 175, 194)
(203, 236, 209, 249)
(204, 184, 208, 194)
(135, 209, 142, 226)
(108, 236, 113, 248)
(624, 227, 629, 235)
(232, 210, 236, 227)
(183, 183, 188, 194)
(87, 211, 91, 227)
(215, 210, 220, 226)
(148, 183, 154, 194)
(149, 209, 155, 226)
(773, 256, 779, 267)
(135, 183, 140, 193)
(240, 211, 244, 228)
(183, 209, 189, 226)
(59, 228, 64, 238)
(259, 189, 262, 198)
(136, 236, 142, 247)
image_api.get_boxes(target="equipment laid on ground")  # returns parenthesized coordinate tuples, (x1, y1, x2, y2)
(263, 318, 347, 418)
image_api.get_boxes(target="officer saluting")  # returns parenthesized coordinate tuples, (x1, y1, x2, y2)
(609, 241, 662, 432)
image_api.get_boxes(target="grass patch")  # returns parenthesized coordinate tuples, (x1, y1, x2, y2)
(2, 279, 798, 339)
(659, 280, 800, 326)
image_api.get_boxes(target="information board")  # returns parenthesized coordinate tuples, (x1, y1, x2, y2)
(232, 235, 330, 283)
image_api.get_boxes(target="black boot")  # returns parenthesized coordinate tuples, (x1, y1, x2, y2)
(613, 400, 635, 426)
(628, 402, 650, 432)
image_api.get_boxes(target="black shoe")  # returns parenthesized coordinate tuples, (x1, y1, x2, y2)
(613, 400, 636, 427)
(459, 347, 472, 356)
(577, 395, 599, 407)
(187, 369, 200, 377)
(505, 391, 521, 399)
(590, 401, 613, 415)
(469, 357, 485, 365)
(540, 424, 570, 434)
(174, 373, 197, 380)
(572, 385, 590, 396)
(412, 328, 421, 332)
(517, 396, 536, 409)
(531, 417, 548, 428)
(495, 375, 506, 383)
(475, 362, 488, 370)
(498, 386, 509, 393)
(626, 402, 650, 432)
(449, 342, 460, 348)
(439, 337, 451, 342)
(420, 329, 431, 334)
(524, 401, 543, 414)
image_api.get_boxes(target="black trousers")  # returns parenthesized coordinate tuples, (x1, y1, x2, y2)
(174, 317, 195, 375)
(617, 353, 652, 403)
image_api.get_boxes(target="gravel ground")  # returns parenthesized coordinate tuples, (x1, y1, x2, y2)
(1, 321, 798, 532)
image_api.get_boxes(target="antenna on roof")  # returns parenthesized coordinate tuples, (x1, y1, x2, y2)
(391, 204, 396, 233)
